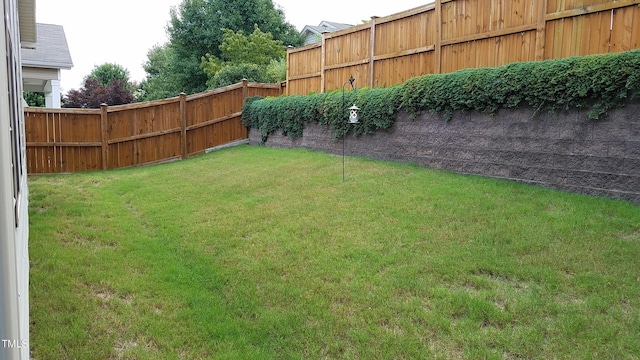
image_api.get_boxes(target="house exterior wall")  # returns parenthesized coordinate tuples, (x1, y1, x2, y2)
(0, 0, 31, 358)
(303, 31, 321, 45)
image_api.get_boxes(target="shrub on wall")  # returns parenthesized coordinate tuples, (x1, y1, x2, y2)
(243, 50, 640, 143)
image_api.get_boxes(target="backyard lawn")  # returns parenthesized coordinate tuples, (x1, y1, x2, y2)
(28, 145, 640, 359)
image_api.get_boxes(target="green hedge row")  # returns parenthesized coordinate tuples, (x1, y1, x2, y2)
(242, 50, 640, 143)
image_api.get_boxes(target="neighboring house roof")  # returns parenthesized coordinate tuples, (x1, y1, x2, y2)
(300, 21, 352, 45)
(21, 23, 73, 70)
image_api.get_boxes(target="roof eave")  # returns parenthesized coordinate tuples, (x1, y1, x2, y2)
(22, 61, 73, 70)
(300, 26, 322, 37)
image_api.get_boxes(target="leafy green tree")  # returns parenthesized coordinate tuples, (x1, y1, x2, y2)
(201, 26, 287, 88)
(23, 92, 45, 107)
(138, 44, 181, 101)
(219, 26, 285, 65)
(208, 63, 270, 88)
(265, 58, 287, 82)
(160, 0, 302, 95)
(88, 63, 130, 87)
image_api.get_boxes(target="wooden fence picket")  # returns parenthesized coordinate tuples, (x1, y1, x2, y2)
(286, 0, 640, 95)
(24, 81, 284, 174)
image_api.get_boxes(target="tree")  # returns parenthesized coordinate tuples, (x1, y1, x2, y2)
(156, 0, 302, 96)
(137, 44, 181, 101)
(201, 26, 287, 88)
(265, 58, 286, 82)
(208, 63, 270, 88)
(218, 26, 285, 65)
(23, 92, 45, 107)
(88, 63, 130, 87)
(63, 64, 136, 108)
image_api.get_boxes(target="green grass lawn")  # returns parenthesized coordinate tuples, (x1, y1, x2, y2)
(28, 145, 640, 359)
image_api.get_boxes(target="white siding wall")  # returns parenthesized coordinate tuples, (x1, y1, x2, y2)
(304, 32, 322, 45)
(0, 0, 30, 358)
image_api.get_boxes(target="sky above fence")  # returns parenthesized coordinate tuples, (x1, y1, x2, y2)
(35, 0, 429, 93)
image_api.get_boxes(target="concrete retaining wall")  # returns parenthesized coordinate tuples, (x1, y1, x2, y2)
(249, 102, 640, 204)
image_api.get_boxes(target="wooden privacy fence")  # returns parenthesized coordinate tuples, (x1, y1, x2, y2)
(24, 80, 284, 174)
(287, 0, 640, 95)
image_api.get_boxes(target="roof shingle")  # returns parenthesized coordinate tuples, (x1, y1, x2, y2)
(21, 23, 73, 69)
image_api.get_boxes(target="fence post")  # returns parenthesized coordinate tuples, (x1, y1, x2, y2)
(100, 103, 108, 170)
(179, 92, 187, 159)
(535, 0, 548, 61)
(241, 79, 249, 139)
(286, 46, 292, 96)
(241, 79, 248, 104)
(321, 33, 326, 93)
(434, 0, 442, 74)
(369, 16, 378, 88)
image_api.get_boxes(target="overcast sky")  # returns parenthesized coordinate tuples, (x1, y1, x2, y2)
(35, 0, 429, 92)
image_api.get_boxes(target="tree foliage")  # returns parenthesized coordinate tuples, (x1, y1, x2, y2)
(219, 26, 285, 65)
(23, 92, 45, 107)
(201, 26, 287, 88)
(64, 76, 136, 108)
(207, 64, 270, 89)
(206, 59, 287, 89)
(88, 63, 131, 87)
(265, 58, 286, 83)
(64, 63, 137, 108)
(152, 0, 302, 96)
(138, 44, 180, 101)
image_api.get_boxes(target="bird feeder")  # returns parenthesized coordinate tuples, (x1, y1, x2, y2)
(348, 104, 360, 124)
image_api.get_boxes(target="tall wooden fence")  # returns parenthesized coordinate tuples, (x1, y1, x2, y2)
(25, 80, 284, 174)
(287, 0, 640, 95)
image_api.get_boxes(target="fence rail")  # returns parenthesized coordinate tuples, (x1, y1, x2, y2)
(25, 80, 284, 174)
(286, 0, 640, 95)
